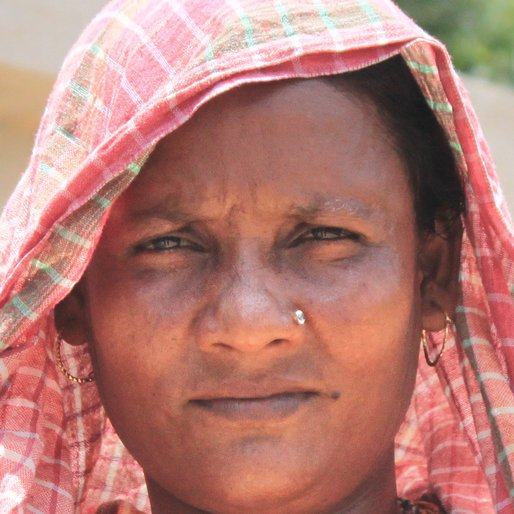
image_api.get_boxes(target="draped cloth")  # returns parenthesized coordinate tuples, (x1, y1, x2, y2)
(0, 0, 512, 512)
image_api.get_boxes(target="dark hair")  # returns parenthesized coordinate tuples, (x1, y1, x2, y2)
(324, 55, 465, 234)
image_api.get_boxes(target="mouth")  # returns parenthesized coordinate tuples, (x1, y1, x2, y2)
(189, 389, 323, 423)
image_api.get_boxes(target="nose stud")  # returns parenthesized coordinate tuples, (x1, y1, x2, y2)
(293, 309, 306, 325)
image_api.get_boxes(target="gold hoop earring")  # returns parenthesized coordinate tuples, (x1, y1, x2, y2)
(421, 314, 452, 367)
(55, 335, 95, 384)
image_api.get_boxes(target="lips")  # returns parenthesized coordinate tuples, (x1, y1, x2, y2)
(188, 379, 326, 423)
(191, 392, 319, 422)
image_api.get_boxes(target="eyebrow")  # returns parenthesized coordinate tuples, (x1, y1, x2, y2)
(127, 194, 383, 226)
(127, 203, 204, 225)
(286, 196, 383, 222)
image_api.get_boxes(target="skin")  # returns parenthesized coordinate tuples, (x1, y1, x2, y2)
(57, 78, 459, 514)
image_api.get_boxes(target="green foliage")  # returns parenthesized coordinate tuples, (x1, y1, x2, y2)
(395, 0, 514, 84)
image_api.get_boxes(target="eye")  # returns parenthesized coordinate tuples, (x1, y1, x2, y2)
(292, 226, 360, 246)
(310, 227, 358, 241)
(134, 236, 200, 253)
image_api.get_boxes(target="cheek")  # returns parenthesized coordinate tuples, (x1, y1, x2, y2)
(306, 242, 421, 403)
(84, 252, 204, 340)
(307, 242, 419, 327)
(82, 259, 206, 422)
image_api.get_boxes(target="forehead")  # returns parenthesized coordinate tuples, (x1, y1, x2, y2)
(114, 78, 411, 223)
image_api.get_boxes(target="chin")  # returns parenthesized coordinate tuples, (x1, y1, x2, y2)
(176, 475, 325, 514)
(205, 476, 303, 513)
(153, 448, 333, 514)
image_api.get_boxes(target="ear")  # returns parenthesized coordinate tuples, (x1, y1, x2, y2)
(419, 219, 462, 332)
(54, 282, 90, 346)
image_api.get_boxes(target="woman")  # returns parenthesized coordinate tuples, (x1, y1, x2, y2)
(0, 0, 512, 513)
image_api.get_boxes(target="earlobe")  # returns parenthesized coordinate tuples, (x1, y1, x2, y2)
(419, 219, 462, 332)
(54, 282, 90, 346)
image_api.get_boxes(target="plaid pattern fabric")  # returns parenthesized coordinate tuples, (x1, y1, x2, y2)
(0, 0, 512, 512)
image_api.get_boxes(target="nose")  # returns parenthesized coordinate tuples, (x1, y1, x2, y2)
(194, 254, 299, 353)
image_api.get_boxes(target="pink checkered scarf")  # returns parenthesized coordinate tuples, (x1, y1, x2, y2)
(0, 0, 512, 512)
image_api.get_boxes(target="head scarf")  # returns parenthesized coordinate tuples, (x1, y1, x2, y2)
(0, 0, 513, 512)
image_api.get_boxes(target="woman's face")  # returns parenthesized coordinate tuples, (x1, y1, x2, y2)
(69, 79, 426, 513)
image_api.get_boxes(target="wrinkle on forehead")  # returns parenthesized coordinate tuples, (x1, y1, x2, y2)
(113, 77, 411, 235)
(121, 191, 387, 237)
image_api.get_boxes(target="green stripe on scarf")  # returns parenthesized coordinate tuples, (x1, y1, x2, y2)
(69, 81, 91, 101)
(128, 162, 142, 174)
(204, 44, 215, 62)
(449, 141, 463, 152)
(314, 0, 337, 31)
(426, 99, 453, 113)
(275, 1, 296, 37)
(235, 8, 257, 48)
(93, 194, 111, 208)
(407, 61, 437, 75)
(11, 296, 37, 321)
(55, 225, 93, 249)
(457, 315, 514, 497)
(31, 260, 75, 288)
(55, 125, 77, 143)
(358, 0, 380, 23)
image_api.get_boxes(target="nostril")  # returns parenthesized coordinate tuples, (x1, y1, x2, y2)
(210, 339, 287, 351)
(213, 342, 234, 351)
